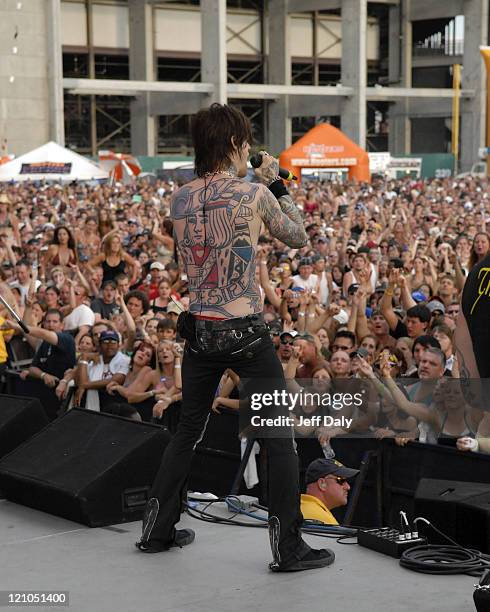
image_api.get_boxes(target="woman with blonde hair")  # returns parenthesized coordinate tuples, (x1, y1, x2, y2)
(151, 340, 183, 418)
(106, 340, 182, 421)
(88, 233, 138, 285)
(0, 194, 20, 246)
(49, 266, 66, 290)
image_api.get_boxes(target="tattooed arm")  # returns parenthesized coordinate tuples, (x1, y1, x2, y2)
(453, 309, 482, 409)
(256, 187, 307, 248)
(253, 151, 307, 248)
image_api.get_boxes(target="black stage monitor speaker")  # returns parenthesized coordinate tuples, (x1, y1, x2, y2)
(414, 478, 490, 553)
(0, 395, 49, 459)
(0, 408, 171, 527)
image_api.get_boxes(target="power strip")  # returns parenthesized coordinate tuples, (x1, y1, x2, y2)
(225, 495, 259, 512)
(358, 527, 427, 558)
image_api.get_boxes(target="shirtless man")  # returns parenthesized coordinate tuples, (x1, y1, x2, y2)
(136, 103, 335, 573)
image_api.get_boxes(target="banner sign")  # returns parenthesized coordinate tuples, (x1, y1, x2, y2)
(292, 143, 358, 167)
(20, 162, 72, 175)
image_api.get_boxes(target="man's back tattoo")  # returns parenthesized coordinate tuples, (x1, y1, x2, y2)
(171, 177, 263, 317)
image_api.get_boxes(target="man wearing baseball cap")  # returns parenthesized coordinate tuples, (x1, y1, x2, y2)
(77, 329, 130, 412)
(276, 330, 298, 366)
(291, 257, 318, 292)
(301, 458, 359, 525)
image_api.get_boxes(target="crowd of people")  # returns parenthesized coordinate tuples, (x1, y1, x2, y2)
(0, 173, 489, 455)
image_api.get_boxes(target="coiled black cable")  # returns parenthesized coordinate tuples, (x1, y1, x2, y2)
(399, 518, 490, 577)
(400, 544, 489, 576)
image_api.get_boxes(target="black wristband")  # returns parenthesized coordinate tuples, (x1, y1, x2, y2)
(267, 179, 288, 200)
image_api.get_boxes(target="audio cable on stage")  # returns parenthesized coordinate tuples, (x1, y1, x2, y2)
(184, 495, 359, 544)
(399, 517, 490, 577)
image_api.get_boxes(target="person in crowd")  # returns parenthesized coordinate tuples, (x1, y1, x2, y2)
(300, 458, 359, 525)
(151, 278, 172, 314)
(138, 262, 166, 300)
(358, 334, 377, 365)
(331, 330, 356, 354)
(88, 233, 138, 285)
(403, 334, 442, 378)
(106, 338, 182, 422)
(395, 337, 414, 373)
(0, 284, 15, 381)
(381, 291, 431, 341)
(90, 280, 119, 322)
(468, 232, 490, 270)
(115, 273, 131, 297)
(294, 333, 325, 379)
(156, 318, 177, 342)
(291, 257, 318, 292)
(446, 301, 460, 324)
(315, 326, 330, 359)
(457, 413, 490, 455)
(63, 284, 95, 345)
(49, 266, 67, 290)
(374, 346, 447, 444)
(431, 323, 455, 375)
(277, 330, 297, 367)
(76, 216, 100, 259)
(75, 329, 130, 412)
(11, 259, 35, 305)
(42, 226, 78, 272)
(0, 194, 21, 246)
(1, 309, 76, 420)
(105, 341, 158, 421)
(433, 378, 482, 447)
(125, 290, 150, 321)
(151, 340, 183, 419)
(356, 352, 417, 440)
(97, 209, 116, 237)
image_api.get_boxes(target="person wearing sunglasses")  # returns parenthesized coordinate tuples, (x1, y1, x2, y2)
(300, 458, 359, 525)
(277, 330, 297, 366)
(268, 320, 283, 349)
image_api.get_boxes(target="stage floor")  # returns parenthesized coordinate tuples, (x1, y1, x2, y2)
(0, 499, 475, 612)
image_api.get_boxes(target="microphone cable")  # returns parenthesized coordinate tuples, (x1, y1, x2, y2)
(184, 496, 360, 544)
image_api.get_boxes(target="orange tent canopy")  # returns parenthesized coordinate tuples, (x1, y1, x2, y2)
(279, 123, 370, 183)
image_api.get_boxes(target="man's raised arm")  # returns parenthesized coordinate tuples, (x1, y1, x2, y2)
(254, 151, 307, 248)
(257, 187, 307, 248)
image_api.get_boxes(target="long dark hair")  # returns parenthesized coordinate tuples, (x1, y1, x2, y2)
(130, 341, 157, 370)
(52, 225, 76, 250)
(192, 103, 253, 177)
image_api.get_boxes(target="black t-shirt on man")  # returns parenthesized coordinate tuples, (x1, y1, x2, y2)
(461, 254, 490, 378)
(31, 332, 77, 380)
(90, 298, 119, 320)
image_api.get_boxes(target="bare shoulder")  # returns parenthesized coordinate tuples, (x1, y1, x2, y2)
(171, 177, 261, 218)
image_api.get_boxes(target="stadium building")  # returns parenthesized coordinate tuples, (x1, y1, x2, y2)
(1, 0, 488, 170)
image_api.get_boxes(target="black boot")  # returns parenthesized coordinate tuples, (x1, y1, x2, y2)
(269, 547, 335, 572)
(268, 515, 335, 572)
(135, 497, 196, 553)
(136, 528, 195, 553)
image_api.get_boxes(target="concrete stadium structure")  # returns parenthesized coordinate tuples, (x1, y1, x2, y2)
(0, 0, 488, 170)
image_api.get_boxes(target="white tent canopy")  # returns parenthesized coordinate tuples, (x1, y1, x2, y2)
(0, 142, 109, 182)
